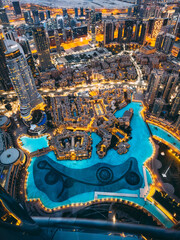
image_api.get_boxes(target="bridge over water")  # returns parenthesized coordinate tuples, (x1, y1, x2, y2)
(30, 147, 51, 157)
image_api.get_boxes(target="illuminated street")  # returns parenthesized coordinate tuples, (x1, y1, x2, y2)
(0, 1, 180, 240)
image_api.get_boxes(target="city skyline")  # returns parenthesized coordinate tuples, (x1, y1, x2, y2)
(0, 1, 180, 240)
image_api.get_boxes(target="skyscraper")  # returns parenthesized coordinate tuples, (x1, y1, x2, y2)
(151, 19, 163, 39)
(155, 32, 164, 50)
(0, 0, 3, 8)
(18, 36, 31, 55)
(134, 21, 141, 42)
(32, 10, 39, 25)
(85, 8, 91, 21)
(174, 115, 180, 131)
(152, 98, 165, 117)
(5, 42, 44, 121)
(170, 91, 180, 118)
(73, 25, 87, 39)
(162, 73, 179, 102)
(23, 11, 33, 24)
(124, 20, 134, 43)
(32, 26, 52, 71)
(64, 27, 72, 42)
(146, 69, 164, 106)
(162, 33, 175, 54)
(138, 22, 147, 45)
(155, 32, 175, 54)
(62, 8, 67, 17)
(104, 21, 114, 45)
(39, 12, 45, 21)
(95, 12, 102, 23)
(23, 11, 30, 24)
(56, 28, 64, 44)
(0, 8, 9, 26)
(74, 8, 78, 18)
(12, 1, 22, 16)
(48, 29, 56, 52)
(173, 12, 180, 36)
(4, 28, 17, 41)
(117, 23, 123, 43)
(46, 10, 51, 19)
(0, 33, 12, 91)
(18, 36, 38, 78)
(171, 41, 180, 59)
(91, 10, 96, 45)
(56, 16, 64, 29)
(128, 8, 132, 16)
(54, 29, 61, 54)
(80, 7, 84, 17)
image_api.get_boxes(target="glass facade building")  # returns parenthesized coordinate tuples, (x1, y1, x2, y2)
(12, 1, 22, 16)
(0, 35, 12, 91)
(5, 43, 43, 121)
(32, 26, 52, 72)
(0, 8, 9, 26)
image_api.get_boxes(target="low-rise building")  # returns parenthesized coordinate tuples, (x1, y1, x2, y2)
(50, 130, 92, 160)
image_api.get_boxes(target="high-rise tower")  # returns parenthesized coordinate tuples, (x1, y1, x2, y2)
(170, 90, 180, 118)
(155, 32, 164, 50)
(136, 21, 147, 45)
(23, 11, 33, 24)
(0, 30, 12, 91)
(62, 8, 67, 17)
(18, 35, 39, 78)
(174, 115, 180, 131)
(146, 69, 164, 106)
(162, 33, 175, 54)
(117, 23, 123, 43)
(32, 10, 39, 25)
(162, 73, 179, 102)
(91, 10, 96, 45)
(80, 7, 84, 17)
(74, 8, 78, 18)
(46, 10, 51, 19)
(152, 98, 166, 117)
(0, 8, 9, 26)
(39, 12, 45, 21)
(5, 42, 44, 121)
(12, 1, 22, 16)
(32, 26, 52, 71)
(0, 0, 3, 8)
(104, 21, 114, 45)
(124, 20, 134, 43)
(151, 18, 163, 39)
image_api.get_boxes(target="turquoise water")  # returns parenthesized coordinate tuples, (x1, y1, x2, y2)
(22, 102, 178, 228)
(149, 124, 180, 151)
(20, 135, 49, 152)
(23, 103, 153, 173)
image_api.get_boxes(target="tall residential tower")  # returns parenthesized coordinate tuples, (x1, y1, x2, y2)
(104, 21, 114, 45)
(146, 69, 164, 106)
(5, 42, 44, 121)
(0, 32, 12, 91)
(32, 26, 52, 71)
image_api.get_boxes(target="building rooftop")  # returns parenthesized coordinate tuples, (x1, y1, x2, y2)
(0, 148, 20, 165)
(6, 43, 19, 54)
(0, 116, 8, 127)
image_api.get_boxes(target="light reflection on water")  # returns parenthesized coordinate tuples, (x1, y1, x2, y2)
(21, 102, 177, 227)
